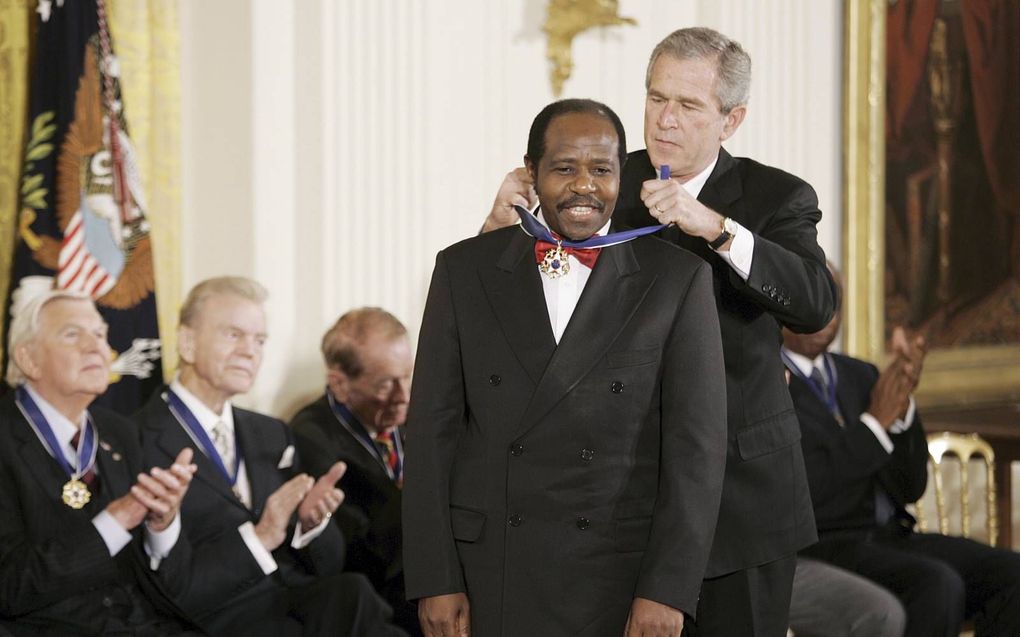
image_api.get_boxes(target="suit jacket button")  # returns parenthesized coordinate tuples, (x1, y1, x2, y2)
(508, 514, 523, 527)
(610, 381, 624, 393)
(579, 448, 595, 462)
(489, 374, 502, 386)
(102, 596, 114, 608)
(510, 443, 524, 456)
(576, 517, 590, 530)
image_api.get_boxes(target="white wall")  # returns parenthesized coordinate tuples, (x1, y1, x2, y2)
(180, 0, 843, 416)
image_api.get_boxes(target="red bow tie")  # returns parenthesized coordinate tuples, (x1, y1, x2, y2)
(534, 240, 601, 269)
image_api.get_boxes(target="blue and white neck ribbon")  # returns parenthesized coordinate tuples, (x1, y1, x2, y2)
(15, 385, 97, 479)
(163, 389, 240, 485)
(326, 391, 402, 482)
(781, 350, 844, 426)
(514, 204, 666, 248)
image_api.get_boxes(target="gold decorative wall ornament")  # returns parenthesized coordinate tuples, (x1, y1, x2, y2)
(544, 0, 636, 96)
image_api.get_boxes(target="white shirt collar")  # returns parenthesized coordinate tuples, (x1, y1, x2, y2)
(22, 383, 87, 460)
(170, 376, 235, 436)
(782, 347, 821, 379)
(680, 155, 719, 198)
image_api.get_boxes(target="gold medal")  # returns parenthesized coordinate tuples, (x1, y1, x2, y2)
(539, 244, 570, 279)
(62, 478, 91, 509)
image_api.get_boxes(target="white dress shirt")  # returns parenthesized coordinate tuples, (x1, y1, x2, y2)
(535, 209, 611, 343)
(22, 383, 181, 567)
(169, 378, 328, 576)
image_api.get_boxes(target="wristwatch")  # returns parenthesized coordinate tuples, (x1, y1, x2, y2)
(708, 216, 738, 250)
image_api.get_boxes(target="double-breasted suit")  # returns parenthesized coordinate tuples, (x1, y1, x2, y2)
(0, 393, 190, 635)
(615, 149, 837, 577)
(402, 226, 728, 636)
(138, 392, 347, 634)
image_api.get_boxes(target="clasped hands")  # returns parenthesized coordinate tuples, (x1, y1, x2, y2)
(870, 326, 928, 428)
(107, 447, 199, 533)
(254, 461, 346, 551)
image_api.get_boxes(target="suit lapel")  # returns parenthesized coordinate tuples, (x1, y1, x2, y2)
(155, 400, 247, 512)
(697, 148, 742, 214)
(513, 240, 655, 437)
(92, 418, 130, 498)
(234, 408, 274, 517)
(480, 229, 557, 385)
(8, 403, 68, 503)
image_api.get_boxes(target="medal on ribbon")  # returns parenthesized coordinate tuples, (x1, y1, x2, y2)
(538, 242, 571, 279)
(15, 386, 97, 509)
(514, 204, 666, 280)
(62, 479, 91, 509)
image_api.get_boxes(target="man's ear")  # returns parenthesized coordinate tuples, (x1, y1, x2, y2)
(177, 325, 196, 365)
(327, 367, 351, 403)
(12, 342, 40, 382)
(719, 105, 746, 142)
(524, 155, 537, 183)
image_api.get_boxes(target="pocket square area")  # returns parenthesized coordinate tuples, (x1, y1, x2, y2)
(277, 445, 295, 469)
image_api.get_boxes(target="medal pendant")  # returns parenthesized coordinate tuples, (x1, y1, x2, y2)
(539, 245, 570, 279)
(62, 478, 91, 509)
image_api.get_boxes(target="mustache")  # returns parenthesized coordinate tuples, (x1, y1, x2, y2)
(558, 196, 603, 211)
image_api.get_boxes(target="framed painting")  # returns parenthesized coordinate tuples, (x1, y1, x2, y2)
(842, 0, 1020, 409)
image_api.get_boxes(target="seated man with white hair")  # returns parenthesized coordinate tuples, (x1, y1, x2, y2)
(137, 276, 405, 636)
(0, 289, 199, 635)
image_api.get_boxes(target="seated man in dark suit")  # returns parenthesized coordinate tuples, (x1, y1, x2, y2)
(137, 276, 405, 636)
(783, 270, 1020, 637)
(291, 307, 418, 635)
(0, 289, 198, 636)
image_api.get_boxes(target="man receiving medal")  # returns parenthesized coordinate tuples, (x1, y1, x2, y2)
(403, 99, 727, 637)
(0, 289, 199, 635)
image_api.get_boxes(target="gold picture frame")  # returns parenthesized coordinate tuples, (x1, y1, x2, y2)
(842, 0, 1020, 409)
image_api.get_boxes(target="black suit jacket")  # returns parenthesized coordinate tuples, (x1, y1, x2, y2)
(290, 395, 403, 589)
(615, 148, 836, 576)
(138, 390, 346, 634)
(402, 228, 728, 635)
(0, 392, 189, 635)
(791, 353, 929, 535)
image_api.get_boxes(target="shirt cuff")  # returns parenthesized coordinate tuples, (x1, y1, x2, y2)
(291, 517, 330, 550)
(238, 521, 278, 575)
(144, 513, 182, 570)
(888, 396, 917, 434)
(860, 412, 895, 454)
(715, 222, 753, 281)
(92, 510, 133, 556)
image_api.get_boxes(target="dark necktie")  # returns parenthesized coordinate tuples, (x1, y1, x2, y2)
(70, 429, 100, 494)
(810, 366, 828, 393)
(534, 239, 601, 269)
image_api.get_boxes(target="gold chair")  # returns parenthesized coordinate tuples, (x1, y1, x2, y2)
(914, 432, 998, 546)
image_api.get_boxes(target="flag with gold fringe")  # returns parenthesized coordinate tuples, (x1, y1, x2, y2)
(10, 0, 161, 412)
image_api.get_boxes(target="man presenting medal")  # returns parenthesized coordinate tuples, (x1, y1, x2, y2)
(402, 99, 727, 637)
(0, 289, 198, 635)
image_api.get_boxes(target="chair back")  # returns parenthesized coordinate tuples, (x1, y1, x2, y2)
(914, 432, 997, 545)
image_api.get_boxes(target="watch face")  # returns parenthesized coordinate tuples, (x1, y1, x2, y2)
(723, 217, 738, 235)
